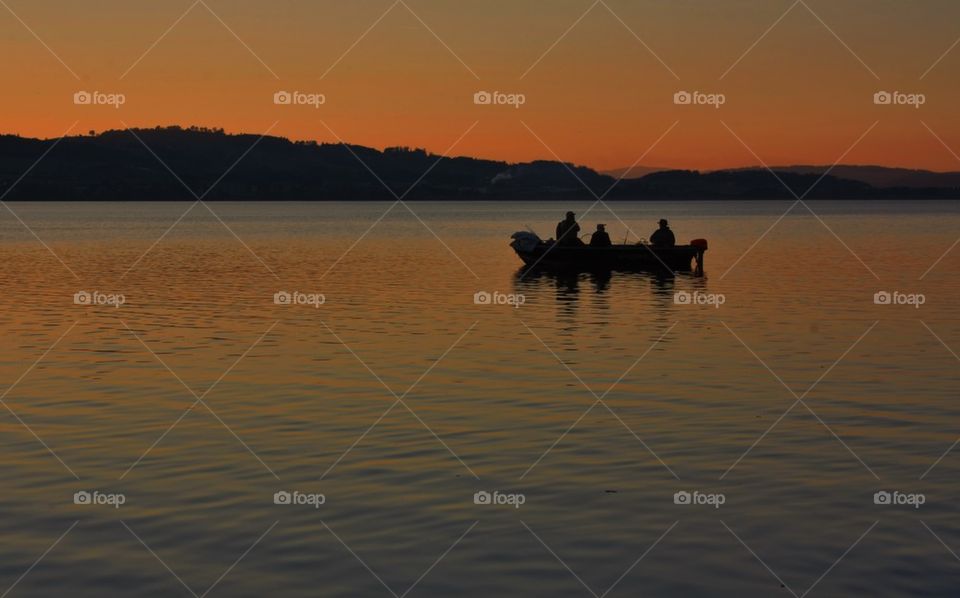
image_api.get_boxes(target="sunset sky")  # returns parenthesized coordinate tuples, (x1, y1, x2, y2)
(2, 0, 959, 171)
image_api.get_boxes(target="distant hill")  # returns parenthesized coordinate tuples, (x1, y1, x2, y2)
(0, 127, 956, 200)
(601, 165, 669, 180)
(756, 165, 960, 189)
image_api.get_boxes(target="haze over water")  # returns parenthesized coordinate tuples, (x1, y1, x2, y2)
(0, 200, 958, 596)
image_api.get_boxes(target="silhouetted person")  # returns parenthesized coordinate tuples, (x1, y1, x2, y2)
(650, 219, 676, 247)
(590, 224, 612, 247)
(556, 211, 582, 246)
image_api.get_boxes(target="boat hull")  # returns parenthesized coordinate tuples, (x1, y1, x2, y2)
(513, 243, 703, 273)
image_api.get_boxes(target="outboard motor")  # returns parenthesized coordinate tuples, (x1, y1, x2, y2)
(690, 238, 708, 276)
(510, 231, 542, 254)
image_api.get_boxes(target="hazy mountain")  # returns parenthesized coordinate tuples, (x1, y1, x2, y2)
(600, 165, 669, 180)
(757, 165, 960, 189)
(0, 128, 955, 200)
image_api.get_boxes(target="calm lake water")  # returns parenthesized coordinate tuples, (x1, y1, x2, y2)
(0, 200, 959, 597)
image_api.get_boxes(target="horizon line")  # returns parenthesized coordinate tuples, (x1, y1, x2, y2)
(3, 126, 960, 176)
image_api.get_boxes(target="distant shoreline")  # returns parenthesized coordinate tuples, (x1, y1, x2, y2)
(2, 127, 958, 201)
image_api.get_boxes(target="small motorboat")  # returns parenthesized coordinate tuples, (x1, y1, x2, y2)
(510, 231, 707, 274)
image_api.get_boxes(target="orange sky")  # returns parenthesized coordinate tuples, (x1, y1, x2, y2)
(1, 0, 959, 171)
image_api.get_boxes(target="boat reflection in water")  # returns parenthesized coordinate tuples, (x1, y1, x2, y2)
(514, 266, 684, 302)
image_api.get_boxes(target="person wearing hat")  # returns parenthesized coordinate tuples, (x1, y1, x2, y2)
(589, 223, 612, 247)
(650, 219, 676, 247)
(555, 211, 582, 246)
